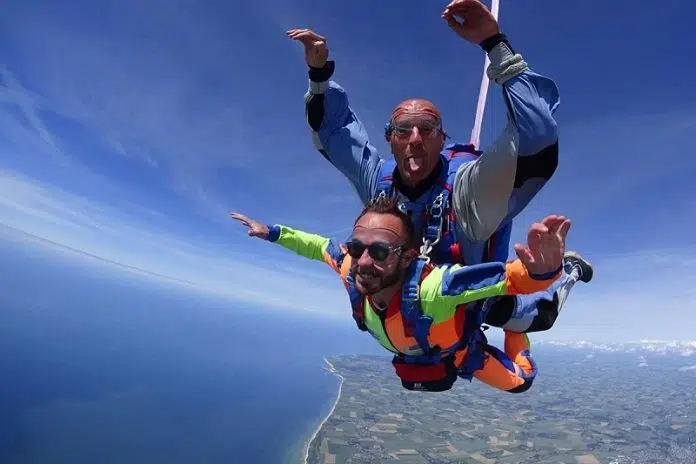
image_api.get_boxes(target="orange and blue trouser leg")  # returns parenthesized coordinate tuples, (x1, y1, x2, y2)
(472, 331, 537, 393)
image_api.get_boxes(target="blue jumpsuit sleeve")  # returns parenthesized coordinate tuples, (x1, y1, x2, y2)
(304, 62, 383, 205)
(452, 42, 561, 242)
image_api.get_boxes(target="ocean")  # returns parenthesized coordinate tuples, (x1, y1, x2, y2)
(0, 231, 368, 463)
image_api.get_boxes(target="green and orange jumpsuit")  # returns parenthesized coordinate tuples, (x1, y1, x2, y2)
(265, 224, 562, 393)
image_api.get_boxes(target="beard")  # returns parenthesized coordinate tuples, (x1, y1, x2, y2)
(355, 264, 403, 295)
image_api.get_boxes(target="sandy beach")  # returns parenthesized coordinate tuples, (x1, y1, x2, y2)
(300, 357, 344, 464)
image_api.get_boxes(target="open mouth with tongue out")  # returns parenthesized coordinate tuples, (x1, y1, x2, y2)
(404, 156, 425, 175)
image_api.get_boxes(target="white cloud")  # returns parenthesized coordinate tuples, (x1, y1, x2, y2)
(537, 249, 696, 342)
(0, 3, 316, 222)
(0, 169, 349, 318)
(502, 214, 696, 343)
(2, 167, 695, 341)
(536, 339, 696, 357)
(555, 107, 696, 211)
(0, 66, 61, 160)
(0, 0, 694, 345)
(0, 10, 369, 228)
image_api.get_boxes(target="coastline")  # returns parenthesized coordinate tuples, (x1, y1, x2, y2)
(300, 356, 344, 464)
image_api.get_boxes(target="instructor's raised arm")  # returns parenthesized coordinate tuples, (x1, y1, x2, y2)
(445, 1, 560, 241)
(287, 29, 382, 205)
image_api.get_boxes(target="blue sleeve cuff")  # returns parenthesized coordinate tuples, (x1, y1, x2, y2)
(529, 263, 563, 281)
(267, 225, 281, 242)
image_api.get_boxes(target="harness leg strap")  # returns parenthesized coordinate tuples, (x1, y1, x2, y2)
(400, 259, 431, 355)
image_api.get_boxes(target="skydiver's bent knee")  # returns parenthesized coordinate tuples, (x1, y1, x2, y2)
(472, 341, 537, 393)
(483, 295, 516, 327)
(525, 295, 559, 332)
(484, 291, 560, 334)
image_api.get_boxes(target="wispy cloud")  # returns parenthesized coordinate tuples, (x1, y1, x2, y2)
(0, 1, 348, 220)
(1, 0, 694, 345)
(0, 66, 62, 160)
(0, 66, 90, 176)
(3, 165, 695, 342)
(536, 339, 696, 357)
(525, 246, 696, 342)
(0, 4, 386, 235)
(1, 41, 240, 204)
(549, 107, 696, 213)
(497, 102, 696, 344)
(0, 169, 349, 318)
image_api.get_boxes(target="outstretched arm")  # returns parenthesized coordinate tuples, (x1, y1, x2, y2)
(452, 37, 560, 241)
(420, 214, 569, 322)
(287, 29, 383, 205)
(266, 225, 347, 274)
(230, 213, 347, 275)
(420, 258, 561, 322)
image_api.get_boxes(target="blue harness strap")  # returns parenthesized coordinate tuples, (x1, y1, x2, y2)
(398, 260, 492, 381)
(346, 272, 367, 332)
(398, 258, 438, 363)
(345, 228, 492, 386)
(374, 143, 490, 265)
(374, 161, 397, 199)
(397, 258, 485, 371)
(456, 300, 491, 381)
(370, 144, 501, 385)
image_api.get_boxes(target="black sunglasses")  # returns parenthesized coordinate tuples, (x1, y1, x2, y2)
(345, 239, 403, 262)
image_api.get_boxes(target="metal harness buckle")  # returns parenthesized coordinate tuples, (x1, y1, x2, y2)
(418, 192, 446, 263)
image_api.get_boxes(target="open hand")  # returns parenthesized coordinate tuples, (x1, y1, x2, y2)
(442, 0, 500, 44)
(286, 28, 329, 68)
(230, 212, 269, 239)
(514, 215, 571, 276)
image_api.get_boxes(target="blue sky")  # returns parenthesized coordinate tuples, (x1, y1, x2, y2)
(1, 0, 695, 342)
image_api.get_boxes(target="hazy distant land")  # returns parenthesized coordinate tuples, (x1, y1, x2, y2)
(303, 346, 696, 464)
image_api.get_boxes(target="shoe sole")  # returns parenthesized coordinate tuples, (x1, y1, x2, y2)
(564, 251, 593, 283)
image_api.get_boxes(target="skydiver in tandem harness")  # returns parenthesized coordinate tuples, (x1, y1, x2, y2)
(231, 197, 571, 393)
(287, 0, 593, 335)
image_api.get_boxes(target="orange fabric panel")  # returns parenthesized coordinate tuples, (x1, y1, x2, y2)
(382, 305, 466, 354)
(505, 259, 561, 295)
(504, 331, 534, 375)
(473, 353, 525, 391)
